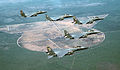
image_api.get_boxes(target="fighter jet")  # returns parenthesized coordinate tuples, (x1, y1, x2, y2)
(20, 10, 47, 17)
(46, 46, 88, 59)
(30, 11, 47, 17)
(63, 29, 100, 39)
(86, 16, 104, 24)
(20, 10, 27, 17)
(64, 30, 74, 39)
(72, 16, 83, 24)
(79, 30, 100, 38)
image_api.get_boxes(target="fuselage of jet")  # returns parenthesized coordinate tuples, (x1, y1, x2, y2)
(46, 46, 88, 59)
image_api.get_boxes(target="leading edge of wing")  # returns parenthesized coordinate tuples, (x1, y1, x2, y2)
(54, 49, 70, 58)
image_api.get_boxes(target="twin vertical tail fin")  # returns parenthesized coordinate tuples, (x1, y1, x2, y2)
(46, 46, 56, 59)
(72, 16, 82, 24)
(20, 10, 27, 17)
(46, 46, 56, 55)
(64, 30, 74, 39)
(45, 14, 54, 21)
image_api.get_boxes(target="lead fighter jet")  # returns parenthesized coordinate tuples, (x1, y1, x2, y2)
(46, 46, 88, 59)
(20, 10, 47, 17)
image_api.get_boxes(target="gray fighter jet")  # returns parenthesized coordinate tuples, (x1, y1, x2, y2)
(64, 30, 74, 39)
(79, 30, 100, 38)
(46, 46, 88, 59)
(20, 10, 47, 17)
(63, 29, 100, 39)
(86, 16, 104, 24)
(20, 10, 27, 17)
(72, 16, 82, 24)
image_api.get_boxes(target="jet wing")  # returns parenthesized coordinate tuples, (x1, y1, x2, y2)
(53, 48, 79, 58)
(54, 49, 71, 58)
(48, 55, 54, 59)
(71, 32, 86, 38)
